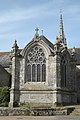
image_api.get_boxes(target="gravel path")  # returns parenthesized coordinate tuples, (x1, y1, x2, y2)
(0, 116, 80, 120)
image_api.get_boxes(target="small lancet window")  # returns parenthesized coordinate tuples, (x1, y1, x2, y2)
(26, 65, 31, 82)
(61, 56, 66, 87)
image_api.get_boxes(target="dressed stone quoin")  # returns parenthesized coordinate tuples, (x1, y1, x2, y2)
(0, 14, 80, 107)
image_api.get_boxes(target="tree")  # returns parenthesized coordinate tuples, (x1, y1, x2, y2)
(0, 86, 10, 107)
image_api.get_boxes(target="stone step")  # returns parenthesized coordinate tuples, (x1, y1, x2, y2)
(70, 106, 80, 115)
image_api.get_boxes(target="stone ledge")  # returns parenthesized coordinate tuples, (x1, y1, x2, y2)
(0, 106, 75, 116)
(0, 107, 30, 116)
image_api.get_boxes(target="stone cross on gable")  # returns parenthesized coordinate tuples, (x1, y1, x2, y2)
(60, 9, 62, 14)
(34, 27, 39, 38)
(35, 27, 39, 34)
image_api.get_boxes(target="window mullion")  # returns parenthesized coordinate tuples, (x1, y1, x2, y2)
(31, 64, 32, 82)
(41, 64, 42, 82)
(36, 64, 37, 82)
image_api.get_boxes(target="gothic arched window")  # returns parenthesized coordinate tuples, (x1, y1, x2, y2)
(25, 45, 46, 82)
(61, 56, 66, 87)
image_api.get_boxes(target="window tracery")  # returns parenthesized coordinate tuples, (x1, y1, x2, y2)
(25, 45, 46, 82)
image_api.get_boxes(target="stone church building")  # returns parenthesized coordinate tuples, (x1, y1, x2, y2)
(0, 14, 80, 107)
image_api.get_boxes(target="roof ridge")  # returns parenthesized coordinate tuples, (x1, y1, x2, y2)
(0, 52, 10, 54)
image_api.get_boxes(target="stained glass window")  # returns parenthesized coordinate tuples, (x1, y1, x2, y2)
(25, 45, 46, 82)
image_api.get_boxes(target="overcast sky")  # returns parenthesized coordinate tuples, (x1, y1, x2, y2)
(0, 0, 80, 51)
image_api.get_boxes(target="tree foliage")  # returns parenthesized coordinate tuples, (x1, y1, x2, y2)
(0, 86, 10, 107)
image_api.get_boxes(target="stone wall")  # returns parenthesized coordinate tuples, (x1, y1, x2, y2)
(48, 55, 57, 87)
(9, 37, 78, 107)
(18, 44, 58, 105)
(0, 107, 75, 116)
(0, 107, 30, 116)
(20, 90, 56, 105)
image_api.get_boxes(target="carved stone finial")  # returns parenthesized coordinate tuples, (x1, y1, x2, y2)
(55, 10, 67, 47)
(72, 46, 76, 54)
(60, 9, 62, 14)
(42, 30, 43, 35)
(12, 40, 19, 53)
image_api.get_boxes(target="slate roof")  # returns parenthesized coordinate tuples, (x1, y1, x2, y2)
(0, 64, 9, 74)
(39, 35, 54, 50)
(0, 49, 22, 68)
(68, 48, 80, 65)
(0, 42, 80, 68)
(75, 48, 80, 65)
(0, 52, 10, 67)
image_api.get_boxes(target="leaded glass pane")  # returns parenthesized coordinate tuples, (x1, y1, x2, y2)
(37, 64, 40, 82)
(27, 45, 46, 63)
(32, 64, 36, 82)
(42, 64, 46, 82)
(26, 65, 31, 82)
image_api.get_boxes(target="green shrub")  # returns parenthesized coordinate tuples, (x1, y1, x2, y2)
(0, 86, 10, 107)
